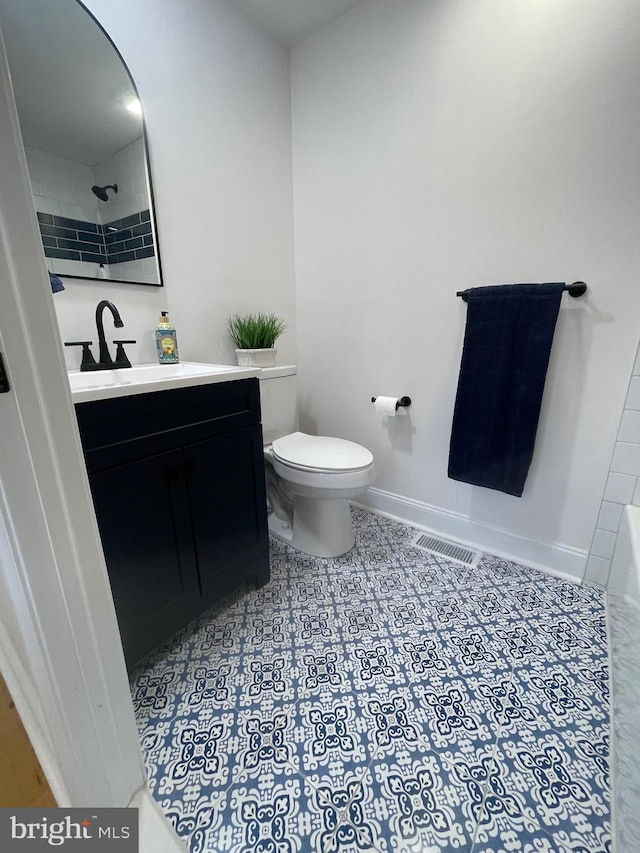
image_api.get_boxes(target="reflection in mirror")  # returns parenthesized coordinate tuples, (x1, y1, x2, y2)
(0, 0, 162, 286)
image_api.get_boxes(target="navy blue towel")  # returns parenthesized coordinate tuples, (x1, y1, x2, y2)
(448, 283, 564, 497)
(49, 271, 64, 293)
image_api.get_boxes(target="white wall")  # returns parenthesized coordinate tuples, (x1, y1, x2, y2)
(78, 0, 296, 367)
(291, 0, 640, 572)
(55, 279, 165, 370)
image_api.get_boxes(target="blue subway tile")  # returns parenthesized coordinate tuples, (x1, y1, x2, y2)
(132, 221, 152, 237)
(134, 246, 155, 260)
(81, 251, 108, 264)
(45, 247, 80, 261)
(53, 215, 98, 232)
(40, 224, 76, 240)
(77, 229, 105, 245)
(111, 250, 135, 264)
(58, 238, 102, 253)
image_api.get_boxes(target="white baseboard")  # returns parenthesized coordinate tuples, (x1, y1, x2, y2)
(129, 786, 186, 853)
(353, 487, 588, 583)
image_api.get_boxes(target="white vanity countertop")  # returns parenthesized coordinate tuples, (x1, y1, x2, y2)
(68, 362, 260, 403)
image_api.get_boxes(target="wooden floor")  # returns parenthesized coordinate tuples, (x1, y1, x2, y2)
(0, 671, 56, 807)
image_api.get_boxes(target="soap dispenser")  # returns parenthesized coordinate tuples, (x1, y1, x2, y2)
(155, 311, 179, 364)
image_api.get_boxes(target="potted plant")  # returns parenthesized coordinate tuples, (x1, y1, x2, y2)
(227, 312, 287, 368)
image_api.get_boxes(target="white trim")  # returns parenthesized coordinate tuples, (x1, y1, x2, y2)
(355, 486, 588, 583)
(129, 787, 187, 853)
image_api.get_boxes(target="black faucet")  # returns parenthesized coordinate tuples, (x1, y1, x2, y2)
(96, 300, 123, 365)
(64, 300, 136, 371)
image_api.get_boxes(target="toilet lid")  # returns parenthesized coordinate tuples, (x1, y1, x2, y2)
(272, 431, 373, 472)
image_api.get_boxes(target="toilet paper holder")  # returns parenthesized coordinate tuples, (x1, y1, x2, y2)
(371, 396, 412, 409)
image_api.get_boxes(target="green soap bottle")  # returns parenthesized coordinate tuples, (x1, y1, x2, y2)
(156, 311, 179, 364)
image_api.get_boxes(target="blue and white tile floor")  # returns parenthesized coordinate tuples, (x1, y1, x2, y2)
(130, 508, 610, 852)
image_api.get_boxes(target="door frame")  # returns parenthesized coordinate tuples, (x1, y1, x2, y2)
(0, 19, 143, 806)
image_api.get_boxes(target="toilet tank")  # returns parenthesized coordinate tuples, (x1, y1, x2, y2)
(259, 365, 298, 445)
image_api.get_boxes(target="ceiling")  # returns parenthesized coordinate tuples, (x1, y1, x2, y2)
(233, 0, 365, 47)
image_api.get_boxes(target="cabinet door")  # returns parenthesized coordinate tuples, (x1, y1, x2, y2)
(184, 424, 269, 604)
(90, 449, 200, 667)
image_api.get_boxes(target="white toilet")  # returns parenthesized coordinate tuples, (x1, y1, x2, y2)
(259, 366, 375, 558)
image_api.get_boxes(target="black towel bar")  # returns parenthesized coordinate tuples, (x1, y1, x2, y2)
(456, 281, 587, 302)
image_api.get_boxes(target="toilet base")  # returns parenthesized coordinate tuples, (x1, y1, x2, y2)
(269, 495, 355, 559)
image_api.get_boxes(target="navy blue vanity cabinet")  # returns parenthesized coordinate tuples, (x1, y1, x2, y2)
(74, 378, 269, 668)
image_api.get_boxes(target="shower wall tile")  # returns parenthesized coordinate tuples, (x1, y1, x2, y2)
(103, 213, 154, 266)
(591, 528, 618, 560)
(135, 246, 155, 260)
(24, 146, 97, 224)
(611, 442, 640, 477)
(584, 554, 612, 586)
(625, 377, 640, 410)
(588, 338, 640, 588)
(604, 472, 637, 504)
(618, 410, 640, 443)
(36, 210, 154, 269)
(38, 213, 107, 266)
(26, 142, 158, 281)
(597, 501, 624, 533)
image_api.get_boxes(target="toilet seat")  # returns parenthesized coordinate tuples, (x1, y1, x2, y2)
(272, 431, 373, 473)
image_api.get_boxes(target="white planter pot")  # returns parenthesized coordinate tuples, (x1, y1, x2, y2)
(235, 348, 277, 368)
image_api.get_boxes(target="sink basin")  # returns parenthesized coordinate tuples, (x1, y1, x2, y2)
(68, 361, 260, 403)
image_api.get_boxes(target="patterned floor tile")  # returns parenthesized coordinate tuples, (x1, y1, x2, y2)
(190, 776, 324, 853)
(235, 650, 297, 709)
(500, 661, 609, 736)
(412, 676, 504, 752)
(232, 702, 300, 783)
(471, 801, 567, 853)
(290, 644, 354, 699)
(471, 794, 611, 853)
(477, 554, 549, 588)
(482, 731, 610, 850)
(343, 637, 409, 692)
(292, 693, 373, 783)
(391, 631, 454, 688)
(130, 508, 611, 853)
(360, 686, 427, 757)
(358, 748, 479, 851)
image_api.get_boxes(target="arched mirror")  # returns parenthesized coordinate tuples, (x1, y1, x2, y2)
(0, 0, 163, 286)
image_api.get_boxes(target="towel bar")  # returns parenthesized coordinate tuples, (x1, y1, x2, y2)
(456, 281, 587, 302)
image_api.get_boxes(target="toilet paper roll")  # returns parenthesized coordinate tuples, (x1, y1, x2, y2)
(374, 396, 398, 416)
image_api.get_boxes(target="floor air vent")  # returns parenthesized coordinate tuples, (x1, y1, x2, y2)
(410, 533, 480, 567)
